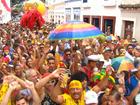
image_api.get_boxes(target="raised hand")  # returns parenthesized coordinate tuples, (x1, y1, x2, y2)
(60, 73, 69, 88)
(9, 81, 21, 91)
(24, 80, 35, 90)
(118, 72, 125, 85)
(17, 47, 22, 54)
(43, 45, 50, 54)
(3, 75, 14, 84)
(50, 68, 65, 79)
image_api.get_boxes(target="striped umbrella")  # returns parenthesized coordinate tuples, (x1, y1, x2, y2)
(48, 21, 104, 40)
(112, 56, 134, 73)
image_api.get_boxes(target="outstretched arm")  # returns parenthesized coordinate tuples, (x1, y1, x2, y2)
(25, 80, 41, 105)
(129, 82, 140, 105)
(35, 68, 65, 90)
(11, 74, 26, 87)
(0, 81, 21, 105)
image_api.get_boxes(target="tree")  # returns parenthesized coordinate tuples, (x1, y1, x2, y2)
(11, 0, 23, 6)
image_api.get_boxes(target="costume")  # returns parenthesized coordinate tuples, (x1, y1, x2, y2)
(61, 80, 85, 105)
(61, 93, 85, 105)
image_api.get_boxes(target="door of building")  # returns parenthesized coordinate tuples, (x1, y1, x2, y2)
(102, 16, 116, 35)
(92, 16, 101, 29)
(124, 21, 134, 38)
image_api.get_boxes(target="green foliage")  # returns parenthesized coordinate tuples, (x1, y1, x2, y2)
(11, 0, 20, 6)
(97, 35, 106, 43)
(12, 3, 23, 12)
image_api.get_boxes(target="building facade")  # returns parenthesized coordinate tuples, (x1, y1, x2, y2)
(65, 0, 82, 22)
(81, 0, 121, 36)
(45, 0, 140, 40)
(46, 0, 65, 24)
(119, 0, 140, 40)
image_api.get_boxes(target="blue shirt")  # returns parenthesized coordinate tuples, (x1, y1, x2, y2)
(125, 75, 139, 96)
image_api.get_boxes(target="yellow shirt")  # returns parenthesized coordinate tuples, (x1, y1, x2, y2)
(0, 83, 11, 105)
(61, 93, 85, 105)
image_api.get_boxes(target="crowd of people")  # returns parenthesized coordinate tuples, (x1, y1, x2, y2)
(0, 21, 140, 105)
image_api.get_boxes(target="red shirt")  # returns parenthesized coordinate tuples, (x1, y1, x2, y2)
(83, 66, 93, 80)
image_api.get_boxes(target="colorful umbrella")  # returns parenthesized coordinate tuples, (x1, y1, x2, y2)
(111, 56, 134, 73)
(48, 21, 104, 40)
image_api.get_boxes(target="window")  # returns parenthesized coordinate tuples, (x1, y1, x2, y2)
(83, 0, 87, 3)
(73, 8, 81, 21)
(83, 15, 90, 23)
(92, 16, 101, 29)
(65, 8, 71, 22)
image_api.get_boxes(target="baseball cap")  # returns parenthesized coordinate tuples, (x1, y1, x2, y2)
(87, 55, 99, 61)
(85, 46, 92, 51)
(103, 47, 112, 53)
(85, 90, 98, 104)
(135, 46, 140, 51)
(131, 38, 137, 43)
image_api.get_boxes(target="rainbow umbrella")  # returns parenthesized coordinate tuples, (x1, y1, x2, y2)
(48, 21, 104, 40)
(112, 56, 134, 73)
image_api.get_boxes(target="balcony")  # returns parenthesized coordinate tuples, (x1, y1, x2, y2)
(119, 0, 140, 9)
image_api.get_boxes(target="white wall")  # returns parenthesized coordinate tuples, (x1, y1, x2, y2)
(82, 0, 123, 36)
(54, 4, 65, 24)
(65, 1, 82, 8)
(82, 0, 119, 16)
(65, 1, 82, 21)
(45, 0, 65, 24)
